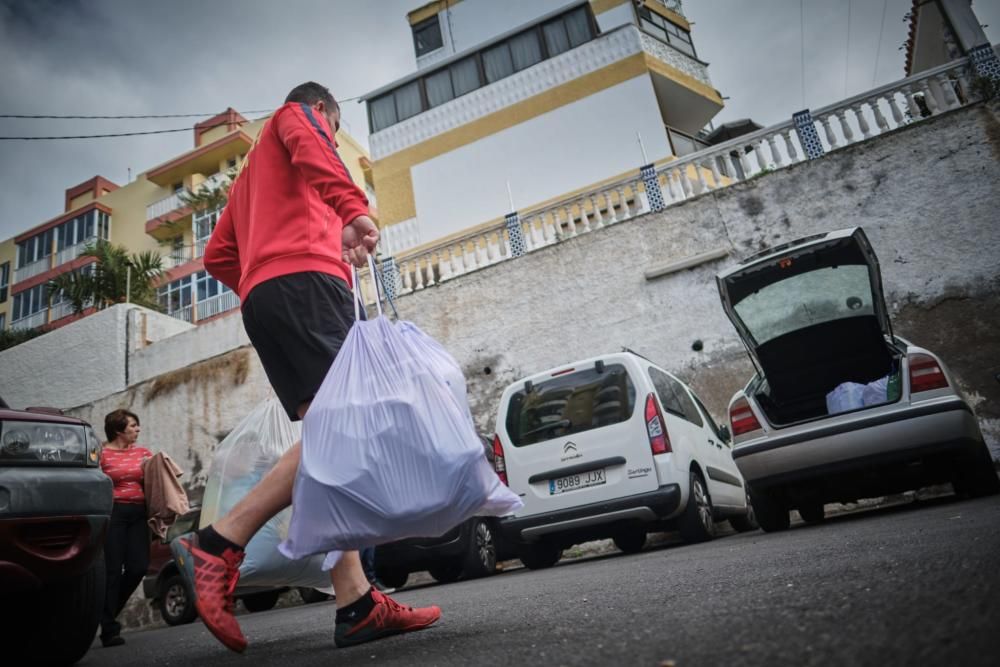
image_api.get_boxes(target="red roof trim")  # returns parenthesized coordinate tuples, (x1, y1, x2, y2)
(64, 176, 119, 212)
(146, 130, 253, 180)
(14, 202, 112, 244)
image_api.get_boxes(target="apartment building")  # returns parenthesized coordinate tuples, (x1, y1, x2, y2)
(363, 0, 725, 256)
(1, 109, 373, 332)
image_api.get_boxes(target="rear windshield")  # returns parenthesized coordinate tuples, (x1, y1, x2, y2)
(505, 364, 636, 447)
(733, 265, 874, 344)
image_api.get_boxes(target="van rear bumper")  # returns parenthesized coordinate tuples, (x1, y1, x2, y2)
(499, 484, 681, 543)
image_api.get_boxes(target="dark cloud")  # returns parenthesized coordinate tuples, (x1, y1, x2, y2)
(1, 0, 997, 240)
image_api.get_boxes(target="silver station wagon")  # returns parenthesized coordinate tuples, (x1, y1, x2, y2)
(716, 227, 998, 530)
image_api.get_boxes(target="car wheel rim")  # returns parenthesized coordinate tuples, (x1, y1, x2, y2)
(165, 583, 187, 617)
(694, 479, 712, 531)
(745, 491, 756, 525)
(476, 522, 496, 568)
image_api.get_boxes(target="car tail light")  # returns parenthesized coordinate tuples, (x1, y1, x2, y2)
(492, 434, 509, 485)
(909, 353, 949, 393)
(730, 397, 762, 436)
(645, 393, 671, 455)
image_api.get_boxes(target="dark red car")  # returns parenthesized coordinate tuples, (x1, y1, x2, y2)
(0, 398, 112, 665)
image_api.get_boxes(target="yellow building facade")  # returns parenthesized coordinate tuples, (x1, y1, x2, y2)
(1, 109, 373, 332)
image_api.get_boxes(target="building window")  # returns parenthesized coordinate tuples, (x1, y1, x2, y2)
(172, 182, 184, 193)
(194, 270, 231, 303)
(227, 158, 237, 169)
(157, 275, 193, 318)
(0, 313, 5, 330)
(12, 283, 49, 322)
(194, 207, 220, 245)
(369, 5, 596, 132)
(637, 7, 696, 58)
(412, 16, 444, 57)
(0, 262, 8, 303)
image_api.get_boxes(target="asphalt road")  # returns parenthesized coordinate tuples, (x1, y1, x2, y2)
(81, 495, 1000, 667)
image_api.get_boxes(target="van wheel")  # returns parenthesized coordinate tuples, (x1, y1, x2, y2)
(952, 444, 1000, 498)
(749, 486, 790, 532)
(729, 490, 759, 533)
(519, 544, 562, 570)
(462, 519, 498, 579)
(798, 503, 825, 523)
(241, 590, 280, 612)
(679, 472, 716, 543)
(612, 530, 647, 554)
(159, 573, 198, 625)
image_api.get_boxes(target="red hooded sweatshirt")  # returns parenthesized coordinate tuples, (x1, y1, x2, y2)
(203, 102, 369, 301)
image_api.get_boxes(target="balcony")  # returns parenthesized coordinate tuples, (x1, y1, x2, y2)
(147, 192, 187, 222)
(49, 300, 76, 322)
(13, 258, 51, 284)
(55, 237, 98, 267)
(195, 290, 239, 321)
(11, 310, 47, 331)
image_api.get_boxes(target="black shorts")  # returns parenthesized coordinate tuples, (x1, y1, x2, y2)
(242, 272, 356, 420)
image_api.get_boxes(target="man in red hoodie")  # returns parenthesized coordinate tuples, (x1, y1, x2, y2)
(171, 82, 440, 654)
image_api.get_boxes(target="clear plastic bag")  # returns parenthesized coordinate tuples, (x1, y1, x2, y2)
(862, 376, 889, 406)
(279, 261, 522, 567)
(825, 382, 866, 415)
(201, 398, 331, 590)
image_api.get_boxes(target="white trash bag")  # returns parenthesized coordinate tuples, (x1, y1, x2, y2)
(201, 398, 331, 591)
(861, 375, 889, 406)
(280, 260, 522, 567)
(825, 382, 866, 415)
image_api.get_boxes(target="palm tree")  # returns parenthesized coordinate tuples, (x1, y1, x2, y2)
(48, 241, 164, 314)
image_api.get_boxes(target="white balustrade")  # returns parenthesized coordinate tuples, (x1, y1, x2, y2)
(146, 191, 186, 221)
(50, 301, 76, 322)
(13, 258, 52, 283)
(196, 291, 240, 321)
(11, 310, 48, 331)
(194, 237, 209, 259)
(55, 237, 98, 267)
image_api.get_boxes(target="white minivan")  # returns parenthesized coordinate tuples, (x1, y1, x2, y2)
(493, 351, 756, 569)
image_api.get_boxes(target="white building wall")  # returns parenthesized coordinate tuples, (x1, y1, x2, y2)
(130, 311, 248, 386)
(410, 75, 670, 242)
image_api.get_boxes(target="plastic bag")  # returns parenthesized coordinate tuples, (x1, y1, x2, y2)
(280, 262, 522, 567)
(397, 320, 475, 432)
(825, 382, 866, 415)
(201, 398, 332, 591)
(861, 376, 889, 406)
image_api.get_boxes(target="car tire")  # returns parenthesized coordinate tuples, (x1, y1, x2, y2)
(5, 549, 107, 666)
(429, 562, 463, 583)
(461, 518, 498, 579)
(748, 486, 790, 532)
(241, 590, 281, 613)
(298, 587, 332, 604)
(519, 544, 562, 570)
(377, 569, 409, 590)
(729, 490, 760, 533)
(952, 444, 1000, 498)
(612, 529, 647, 554)
(798, 503, 825, 524)
(159, 573, 198, 625)
(679, 472, 716, 543)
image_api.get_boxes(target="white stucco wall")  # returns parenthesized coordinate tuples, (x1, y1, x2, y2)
(0, 305, 192, 411)
(34, 102, 1000, 476)
(130, 310, 247, 386)
(410, 75, 670, 241)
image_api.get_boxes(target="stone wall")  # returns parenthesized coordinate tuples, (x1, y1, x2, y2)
(55, 101, 1000, 487)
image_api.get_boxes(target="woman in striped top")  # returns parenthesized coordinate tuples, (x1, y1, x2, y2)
(98, 409, 153, 648)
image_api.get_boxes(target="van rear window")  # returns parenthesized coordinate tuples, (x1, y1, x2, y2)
(505, 364, 636, 447)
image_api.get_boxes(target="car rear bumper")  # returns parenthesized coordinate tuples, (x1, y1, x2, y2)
(0, 467, 112, 592)
(500, 484, 681, 543)
(733, 397, 983, 487)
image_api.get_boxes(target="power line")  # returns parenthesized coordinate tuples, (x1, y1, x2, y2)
(844, 0, 853, 98)
(800, 0, 806, 109)
(0, 115, 271, 141)
(0, 95, 363, 121)
(872, 0, 889, 87)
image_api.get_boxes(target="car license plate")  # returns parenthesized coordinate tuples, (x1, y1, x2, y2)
(549, 468, 606, 495)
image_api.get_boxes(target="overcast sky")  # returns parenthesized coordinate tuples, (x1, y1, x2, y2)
(1, 0, 997, 242)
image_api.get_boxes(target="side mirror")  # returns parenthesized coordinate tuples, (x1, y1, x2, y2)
(718, 424, 732, 444)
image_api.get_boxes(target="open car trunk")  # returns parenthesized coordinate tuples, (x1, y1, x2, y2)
(718, 228, 901, 427)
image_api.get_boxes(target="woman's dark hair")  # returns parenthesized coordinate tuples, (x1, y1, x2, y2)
(285, 82, 338, 110)
(104, 409, 140, 442)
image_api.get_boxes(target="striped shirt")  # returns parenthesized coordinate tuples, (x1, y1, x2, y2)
(100, 446, 153, 504)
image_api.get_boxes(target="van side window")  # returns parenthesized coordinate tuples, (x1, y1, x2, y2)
(649, 367, 703, 427)
(690, 392, 726, 443)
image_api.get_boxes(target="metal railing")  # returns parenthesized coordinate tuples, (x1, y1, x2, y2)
(10, 310, 47, 331)
(196, 291, 239, 321)
(13, 258, 51, 284)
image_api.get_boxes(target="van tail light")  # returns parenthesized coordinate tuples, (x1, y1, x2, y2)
(909, 353, 949, 393)
(492, 434, 509, 486)
(730, 397, 762, 437)
(645, 393, 672, 455)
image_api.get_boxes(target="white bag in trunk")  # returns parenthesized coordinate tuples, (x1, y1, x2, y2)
(279, 260, 522, 567)
(825, 382, 866, 415)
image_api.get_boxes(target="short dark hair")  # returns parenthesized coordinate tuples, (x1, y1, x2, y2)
(285, 82, 338, 110)
(105, 409, 140, 442)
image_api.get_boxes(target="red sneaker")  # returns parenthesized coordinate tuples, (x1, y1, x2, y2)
(334, 589, 441, 648)
(170, 532, 247, 653)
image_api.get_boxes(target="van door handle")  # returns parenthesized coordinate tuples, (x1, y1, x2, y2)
(708, 439, 721, 449)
